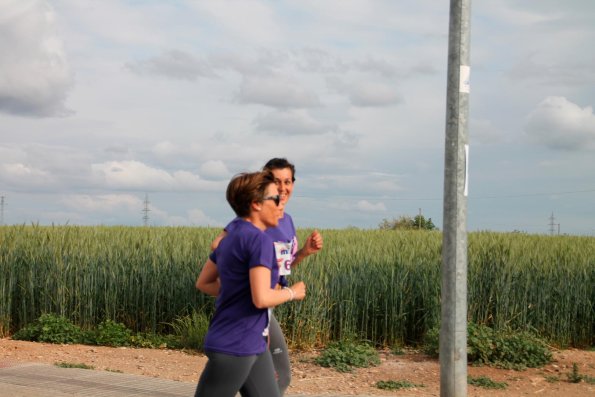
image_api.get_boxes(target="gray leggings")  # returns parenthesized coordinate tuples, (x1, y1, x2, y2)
(268, 313, 291, 395)
(194, 350, 280, 397)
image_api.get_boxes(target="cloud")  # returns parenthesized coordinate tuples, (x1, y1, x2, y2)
(507, 54, 595, 87)
(237, 76, 320, 108)
(189, 1, 282, 46)
(328, 77, 402, 107)
(254, 110, 332, 135)
(63, 194, 221, 226)
(356, 200, 387, 212)
(330, 130, 360, 149)
(309, 172, 403, 195)
(199, 160, 230, 180)
(127, 49, 217, 81)
(0, 163, 52, 189)
(63, 194, 141, 213)
(187, 208, 221, 226)
(329, 199, 387, 213)
(152, 141, 180, 157)
(148, 208, 221, 227)
(0, 0, 73, 117)
(524, 96, 595, 151)
(348, 82, 402, 107)
(295, 47, 349, 74)
(104, 145, 130, 155)
(353, 57, 399, 78)
(91, 160, 224, 191)
(471, 118, 508, 145)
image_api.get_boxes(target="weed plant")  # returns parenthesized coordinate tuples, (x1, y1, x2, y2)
(566, 362, 595, 384)
(13, 313, 84, 344)
(376, 380, 423, 390)
(169, 309, 210, 351)
(94, 319, 132, 347)
(468, 375, 507, 389)
(314, 340, 380, 372)
(423, 322, 552, 369)
(54, 362, 94, 369)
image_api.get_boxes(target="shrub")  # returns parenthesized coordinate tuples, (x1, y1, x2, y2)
(488, 328, 552, 369)
(423, 322, 552, 369)
(315, 340, 380, 372)
(93, 320, 132, 347)
(12, 313, 83, 344)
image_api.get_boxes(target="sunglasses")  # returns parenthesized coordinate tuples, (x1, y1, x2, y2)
(262, 195, 281, 206)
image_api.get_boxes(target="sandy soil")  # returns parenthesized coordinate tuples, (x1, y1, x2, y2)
(0, 338, 593, 396)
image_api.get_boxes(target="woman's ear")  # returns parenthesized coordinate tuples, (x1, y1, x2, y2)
(251, 201, 262, 212)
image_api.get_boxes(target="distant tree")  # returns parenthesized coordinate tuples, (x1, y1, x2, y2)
(379, 214, 437, 231)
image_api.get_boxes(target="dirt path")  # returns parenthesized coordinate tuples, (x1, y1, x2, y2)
(0, 339, 593, 396)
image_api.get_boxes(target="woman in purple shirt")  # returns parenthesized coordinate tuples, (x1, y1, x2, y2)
(194, 170, 306, 397)
(211, 158, 323, 395)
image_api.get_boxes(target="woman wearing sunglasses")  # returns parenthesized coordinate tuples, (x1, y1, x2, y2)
(194, 170, 306, 397)
(210, 158, 323, 396)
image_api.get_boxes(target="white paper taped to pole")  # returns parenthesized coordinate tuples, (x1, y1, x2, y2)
(459, 65, 470, 93)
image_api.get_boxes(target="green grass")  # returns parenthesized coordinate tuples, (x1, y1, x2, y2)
(1, 225, 593, 348)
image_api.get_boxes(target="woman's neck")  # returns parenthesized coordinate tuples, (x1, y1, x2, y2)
(243, 215, 266, 231)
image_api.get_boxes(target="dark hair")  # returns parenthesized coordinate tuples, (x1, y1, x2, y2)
(226, 170, 275, 217)
(263, 158, 296, 182)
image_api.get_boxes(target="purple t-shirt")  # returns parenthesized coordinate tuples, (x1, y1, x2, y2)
(225, 213, 298, 286)
(204, 218, 278, 356)
(265, 214, 298, 284)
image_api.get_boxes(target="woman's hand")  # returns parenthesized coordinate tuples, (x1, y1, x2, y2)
(303, 230, 323, 255)
(287, 281, 306, 301)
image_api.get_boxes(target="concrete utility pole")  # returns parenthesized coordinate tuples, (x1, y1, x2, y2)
(441, 0, 471, 396)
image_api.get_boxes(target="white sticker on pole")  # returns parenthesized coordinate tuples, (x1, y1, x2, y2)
(460, 65, 470, 93)
(464, 144, 469, 197)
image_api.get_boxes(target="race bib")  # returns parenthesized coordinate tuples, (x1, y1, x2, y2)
(274, 241, 293, 276)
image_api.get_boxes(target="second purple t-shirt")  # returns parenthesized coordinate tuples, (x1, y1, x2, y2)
(203, 218, 278, 356)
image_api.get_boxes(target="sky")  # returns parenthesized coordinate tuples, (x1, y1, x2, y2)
(1, 0, 594, 235)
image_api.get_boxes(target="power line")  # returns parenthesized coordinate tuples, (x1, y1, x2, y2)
(142, 193, 150, 226)
(0, 196, 4, 226)
(549, 212, 556, 235)
(294, 187, 595, 201)
(470, 188, 595, 200)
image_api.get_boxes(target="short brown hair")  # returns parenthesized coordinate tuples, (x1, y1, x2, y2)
(226, 170, 275, 217)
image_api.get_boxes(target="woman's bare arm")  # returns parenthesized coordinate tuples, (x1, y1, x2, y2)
(195, 259, 220, 296)
(249, 266, 306, 309)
